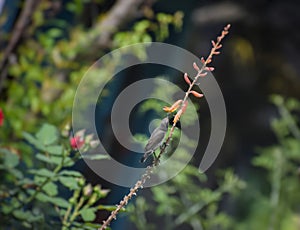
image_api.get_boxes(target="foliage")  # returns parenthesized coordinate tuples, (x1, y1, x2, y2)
(0, 1, 184, 229)
(126, 96, 300, 230)
(0, 0, 183, 151)
(127, 95, 300, 230)
(234, 95, 300, 230)
(2, 1, 299, 230)
(0, 123, 110, 229)
(128, 165, 245, 230)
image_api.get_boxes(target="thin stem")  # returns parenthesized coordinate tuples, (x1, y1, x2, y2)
(100, 166, 154, 230)
(69, 196, 86, 222)
(62, 188, 82, 228)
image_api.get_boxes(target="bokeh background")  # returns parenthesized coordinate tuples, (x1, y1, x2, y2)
(1, 0, 300, 229)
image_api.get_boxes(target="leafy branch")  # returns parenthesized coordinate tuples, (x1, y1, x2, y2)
(0, 124, 110, 229)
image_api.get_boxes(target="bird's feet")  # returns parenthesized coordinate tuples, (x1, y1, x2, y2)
(160, 142, 168, 150)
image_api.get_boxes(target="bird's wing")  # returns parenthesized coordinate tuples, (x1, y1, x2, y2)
(144, 130, 165, 152)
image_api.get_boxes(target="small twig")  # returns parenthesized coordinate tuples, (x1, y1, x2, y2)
(99, 24, 231, 230)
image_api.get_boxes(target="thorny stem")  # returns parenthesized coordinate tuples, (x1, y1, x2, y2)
(99, 24, 231, 230)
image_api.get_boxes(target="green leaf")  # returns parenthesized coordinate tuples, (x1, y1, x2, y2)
(42, 182, 58, 196)
(59, 176, 79, 190)
(36, 124, 58, 145)
(47, 28, 63, 38)
(17, 178, 34, 186)
(35, 192, 49, 202)
(8, 168, 24, 179)
(59, 170, 82, 177)
(134, 20, 150, 32)
(63, 157, 75, 167)
(28, 168, 56, 178)
(58, 209, 66, 216)
(22, 132, 45, 150)
(80, 208, 96, 222)
(45, 145, 63, 155)
(48, 197, 70, 208)
(33, 175, 44, 185)
(36, 193, 69, 208)
(12, 209, 43, 222)
(13, 210, 34, 220)
(81, 154, 110, 160)
(2, 204, 14, 214)
(83, 223, 103, 228)
(97, 205, 123, 212)
(72, 221, 100, 230)
(36, 153, 62, 165)
(0, 148, 19, 168)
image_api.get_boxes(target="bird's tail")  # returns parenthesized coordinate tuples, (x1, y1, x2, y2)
(140, 156, 146, 163)
(140, 150, 152, 163)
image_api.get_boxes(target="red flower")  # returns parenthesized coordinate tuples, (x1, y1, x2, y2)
(0, 108, 4, 126)
(70, 136, 85, 150)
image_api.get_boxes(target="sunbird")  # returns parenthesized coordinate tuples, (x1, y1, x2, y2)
(140, 117, 169, 163)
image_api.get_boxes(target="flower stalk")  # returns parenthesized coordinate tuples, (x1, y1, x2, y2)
(99, 24, 231, 230)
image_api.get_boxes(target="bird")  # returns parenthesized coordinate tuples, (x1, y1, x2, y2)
(140, 117, 169, 163)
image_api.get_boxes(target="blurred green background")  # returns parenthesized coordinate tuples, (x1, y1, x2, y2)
(0, 0, 300, 229)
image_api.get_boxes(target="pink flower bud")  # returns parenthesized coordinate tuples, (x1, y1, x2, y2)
(193, 62, 200, 71)
(184, 73, 191, 85)
(205, 66, 215, 72)
(70, 136, 85, 150)
(190, 91, 204, 98)
(199, 72, 208, 77)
